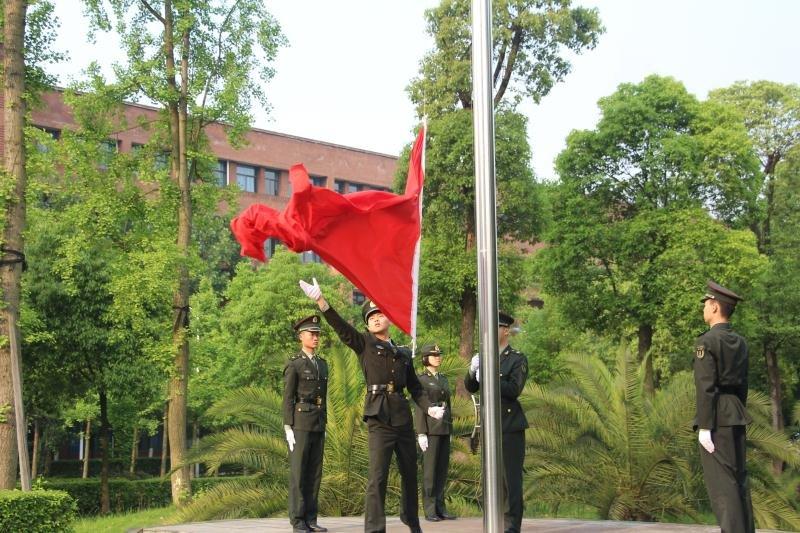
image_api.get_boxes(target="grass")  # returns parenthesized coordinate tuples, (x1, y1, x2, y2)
(73, 506, 176, 533)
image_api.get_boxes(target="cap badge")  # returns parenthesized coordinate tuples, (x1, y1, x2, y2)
(695, 346, 705, 359)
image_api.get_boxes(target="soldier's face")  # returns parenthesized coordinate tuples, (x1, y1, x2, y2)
(427, 354, 442, 368)
(299, 330, 320, 351)
(366, 312, 389, 334)
(498, 325, 510, 344)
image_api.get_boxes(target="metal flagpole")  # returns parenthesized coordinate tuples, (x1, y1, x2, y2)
(471, 1, 503, 532)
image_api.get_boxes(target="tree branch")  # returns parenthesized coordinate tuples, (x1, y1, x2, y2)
(139, 0, 166, 25)
(494, 26, 522, 105)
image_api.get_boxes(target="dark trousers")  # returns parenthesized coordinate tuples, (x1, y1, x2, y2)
(365, 419, 420, 533)
(422, 434, 450, 517)
(288, 429, 325, 530)
(502, 431, 525, 533)
(699, 425, 754, 533)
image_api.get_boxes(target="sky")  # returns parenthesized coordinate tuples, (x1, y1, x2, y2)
(50, 0, 800, 181)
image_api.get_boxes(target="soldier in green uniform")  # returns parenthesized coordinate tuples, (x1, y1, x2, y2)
(694, 280, 754, 533)
(283, 315, 329, 532)
(464, 311, 528, 533)
(414, 344, 456, 522)
(299, 278, 445, 533)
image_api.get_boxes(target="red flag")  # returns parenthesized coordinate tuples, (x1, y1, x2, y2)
(230, 127, 426, 335)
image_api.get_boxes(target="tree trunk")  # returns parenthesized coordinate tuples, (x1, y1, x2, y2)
(164, 0, 192, 505)
(31, 419, 39, 479)
(43, 442, 52, 477)
(160, 403, 169, 477)
(638, 324, 654, 396)
(458, 227, 477, 362)
(98, 389, 111, 514)
(82, 419, 91, 479)
(0, 0, 29, 490)
(765, 344, 784, 474)
(130, 426, 139, 476)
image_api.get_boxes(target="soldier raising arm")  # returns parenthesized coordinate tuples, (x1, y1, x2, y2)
(299, 278, 444, 533)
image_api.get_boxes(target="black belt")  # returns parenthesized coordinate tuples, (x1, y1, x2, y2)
(297, 397, 324, 406)
(718, 385, 740, 395)
(368, 384, 403, 394)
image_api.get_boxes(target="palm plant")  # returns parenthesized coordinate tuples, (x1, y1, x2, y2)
(175, 344, 482, 522)
(523, 347, 800, 529)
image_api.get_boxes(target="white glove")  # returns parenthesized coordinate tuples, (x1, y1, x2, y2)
(427, 406, 445, 420)
(299, 277, 321, 300)
(284, 425, 295, 452)
(470, 354, 480, 373)
(698, 429, 714, 454)
(417, 434, 428, 452)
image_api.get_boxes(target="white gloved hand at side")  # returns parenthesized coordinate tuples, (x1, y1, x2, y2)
(698, 429, 714, 454)
(427, 406, 445, 420)
(299, 277, 322, 301)
(417, 434, 428, 452)
(284, 425, 295, 452)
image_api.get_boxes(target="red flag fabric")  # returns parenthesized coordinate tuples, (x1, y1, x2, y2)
(230, 127, 425, 335)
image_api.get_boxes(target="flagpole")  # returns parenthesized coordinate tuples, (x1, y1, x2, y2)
(471, 1, 503, 532)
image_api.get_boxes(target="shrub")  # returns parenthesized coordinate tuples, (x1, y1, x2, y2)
(45, 476, 250, 516)
(0, 489, 77, 533)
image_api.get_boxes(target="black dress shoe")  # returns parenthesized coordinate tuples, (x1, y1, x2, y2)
(438, 512, 457, 520)
(424, 514, 441, 522)
(306, 523, 328, 532)
(410, 527, 423, 533)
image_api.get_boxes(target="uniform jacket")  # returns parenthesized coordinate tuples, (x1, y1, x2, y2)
(693, 322, 752, 431)
(413, 370, 452, 436)
(283, 351, 329, 432)
(322, 306, 431, 426)
(464, 345, 529, 434)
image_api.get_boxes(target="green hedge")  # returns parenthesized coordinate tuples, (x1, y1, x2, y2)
(48, 457, 164, 478)
(46, 476, 250, 516)
(0, 489, 77, 533)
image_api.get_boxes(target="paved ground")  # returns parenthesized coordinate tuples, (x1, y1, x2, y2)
(138, 516, 786, 532)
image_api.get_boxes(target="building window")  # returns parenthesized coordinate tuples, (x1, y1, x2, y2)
(352, 290, 366, 305)
(347, 183, 363, 193)
(265, 238, 281, 259)
(213, 160, 227, 187)
(335, 178, 369, 194)
(334, 179, 346, 194)
(155, 151, 169, 170)
(35, 127, 60, 152)
(301, 250, 322, 264)
(264, 169, 279, 196)
(311, 175, 327, 188)
(236, 164, 256, 193)
(99, 139, 118, 169)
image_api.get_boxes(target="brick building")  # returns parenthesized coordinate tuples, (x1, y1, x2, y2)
(3, 89, 399, 260)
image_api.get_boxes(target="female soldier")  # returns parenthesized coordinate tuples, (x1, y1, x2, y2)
(414, 344, 456, 522)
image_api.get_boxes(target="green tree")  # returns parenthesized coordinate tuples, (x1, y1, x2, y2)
(709, 82, 800, 460)
(403, 0, 603, 359)
(525, 348, 800, 529)
(537, 76, 763, 394)
(82, 0, 286, 505)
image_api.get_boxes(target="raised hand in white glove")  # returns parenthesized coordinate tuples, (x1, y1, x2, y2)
(284, 425, 296, 452)
(427, 405, 445, 420)
(698, 429, 714, 454)
(470, 354, 480, 373)
(299, 277, 322, 301)
(417, 434, 428, 452)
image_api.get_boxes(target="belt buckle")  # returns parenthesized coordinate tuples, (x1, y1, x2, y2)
(315, 397, 322, 406)
(387, 382, 395, 393)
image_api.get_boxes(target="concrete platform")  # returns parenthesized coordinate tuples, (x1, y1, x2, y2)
(139, 516, 785, 532)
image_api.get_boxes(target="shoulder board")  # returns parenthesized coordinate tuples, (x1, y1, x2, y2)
(289, 354, 301, 361)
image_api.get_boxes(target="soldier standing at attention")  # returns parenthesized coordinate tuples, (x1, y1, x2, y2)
(299, 278, 445, 533)
(694, 280, 754, 533)
(414, 344, 457, 522)
(464, 311, 529, 533)
(283, 315, 329, 533)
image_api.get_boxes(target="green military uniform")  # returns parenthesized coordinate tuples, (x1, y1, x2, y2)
(283, 315, 329, 533)
(694, 281, 754, 533)
(321, 300, 431, 533)
(464, 312, 529, 533)
(413, 344, 454, 521)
